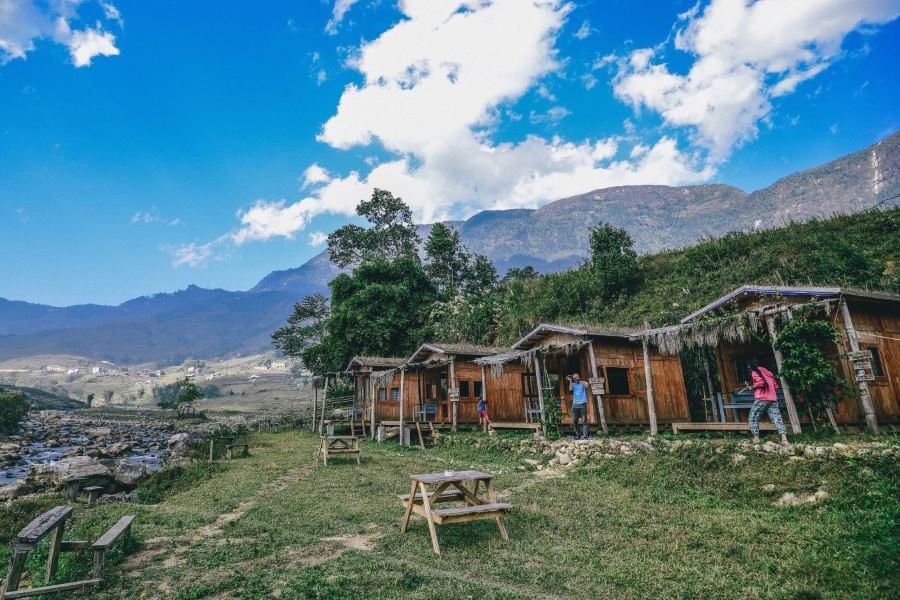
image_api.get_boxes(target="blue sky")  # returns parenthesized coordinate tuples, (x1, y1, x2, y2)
(2, 0, 898, 307)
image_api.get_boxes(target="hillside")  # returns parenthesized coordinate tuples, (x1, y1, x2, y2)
(0, 132, 897, 363)
(0, 384, 86, 411)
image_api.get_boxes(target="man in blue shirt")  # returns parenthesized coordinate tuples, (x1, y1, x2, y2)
(568, 373, 590, 440)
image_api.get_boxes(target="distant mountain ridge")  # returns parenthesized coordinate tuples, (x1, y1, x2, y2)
(1, 132, 897, 364)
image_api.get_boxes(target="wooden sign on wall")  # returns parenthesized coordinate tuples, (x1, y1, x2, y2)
(589, 377, 605, 395)
(448, 388, 460, 402)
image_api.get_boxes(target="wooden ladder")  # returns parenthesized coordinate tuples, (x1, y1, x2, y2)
(349, 417, 365, 437)
(414, 422, 436, 450)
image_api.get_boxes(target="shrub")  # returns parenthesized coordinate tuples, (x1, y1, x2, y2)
(0, 389, 29, 434)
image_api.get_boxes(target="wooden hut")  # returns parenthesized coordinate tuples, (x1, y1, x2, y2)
(476, 324, 690, 433)
(648, 286, 900, 433)
(406, 343, 506, 431)
(345, 356, 409, 436)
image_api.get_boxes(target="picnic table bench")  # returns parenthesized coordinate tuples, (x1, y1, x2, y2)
(225, 443, 249, 459)
(82, 486, 104, 506)
(319, 436, 361, 465)
(0, 507, 134, 599)
(400, 470, 510, 555)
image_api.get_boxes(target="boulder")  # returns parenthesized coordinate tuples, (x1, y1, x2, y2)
(761, 484, 776, 493)
(731, 453, 747, 464)
(166, 433, 192, 455)
(0, 482, 30, 500)
(30, 456, 112, 485)
(107, 442, 132, 456)
(87, 427, 112, 438)
(113, 460, 148, 486)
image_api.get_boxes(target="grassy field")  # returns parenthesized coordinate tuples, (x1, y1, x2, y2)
(1, 431, 897, 599)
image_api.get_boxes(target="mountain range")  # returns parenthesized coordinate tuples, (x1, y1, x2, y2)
(1, 132, 898, 365)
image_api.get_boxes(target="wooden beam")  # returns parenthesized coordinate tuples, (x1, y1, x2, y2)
(398, 368, 406, 446)
(586, 341, 608, 434)
(311, 381, 318, 432)
(449, 357, 458, 433)
(839, 299, 880, 435)
(534, 354, 546, 434)
(641, 330, 658, 435)
(320, 376, 329, 436)
(764, 315, 802, 435)
(702, 350, 719, 422)
(369, 376, 376, 439)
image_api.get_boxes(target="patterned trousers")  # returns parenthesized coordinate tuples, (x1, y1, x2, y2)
(749, 400, 786, 436)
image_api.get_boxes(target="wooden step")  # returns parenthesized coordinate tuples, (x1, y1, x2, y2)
(672, 422, 776, 434)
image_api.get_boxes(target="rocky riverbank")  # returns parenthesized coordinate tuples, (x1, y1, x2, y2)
(0, 409, 263, 501)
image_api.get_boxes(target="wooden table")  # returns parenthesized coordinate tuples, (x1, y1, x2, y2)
(400, 470, 510, 555)
(319, 436, 360, 465)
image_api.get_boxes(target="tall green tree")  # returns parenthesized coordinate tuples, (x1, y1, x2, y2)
(589, 221, 642, 300)
(327, 188, 420, 268)
(424, 222, 468, 295)
(302, 257, 438, 374)
(272, 293, 330, 361)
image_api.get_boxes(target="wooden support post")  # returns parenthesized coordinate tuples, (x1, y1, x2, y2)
(311, 382, 318, 432)
(702, 351, 719, 423)
(586, 341, 608, 434)
(209, 438, 215, 462)
(45, 520, 65, 583)
(765, 315, 802, 435)
(839, 299, 880, 435)
(1, 541, 31, 594)
(370, 377, 376, 439)
(641, 330, 658, 435)
(320, 376, 329, 436)
(481, 364, 488, 433)
(534, 354, 546, 434)
(449, 358, 458, 433)
(399, 368, 406, 446)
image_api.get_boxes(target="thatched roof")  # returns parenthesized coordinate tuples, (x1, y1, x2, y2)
(345, 356, 407, 371)
(681, 285, 900, 324)
(512, 323, 638, 350)
(408, 342, 507, 363)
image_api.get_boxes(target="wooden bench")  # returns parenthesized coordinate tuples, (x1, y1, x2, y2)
(397, 489, 465, 504)
(489, 422, 542, 431)
(430, 502, 512, 524)
(672, 422, 777, 434)
(1, 508, 134, 599)
(82, 486, 104, 506)
(225, 444, 249, 459)
(319, 436, 360, 465)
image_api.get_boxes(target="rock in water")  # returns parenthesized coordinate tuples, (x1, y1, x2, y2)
(30, 456, 112, 485)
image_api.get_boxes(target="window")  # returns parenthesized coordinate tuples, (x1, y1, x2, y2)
(378, 388, 387, 402)
(473, 380, 483, 398)
(391, 388, 400, 402)
(605, 367, 630, 395)
(867, 347, 884, 377)
(459, 381, 470, 397)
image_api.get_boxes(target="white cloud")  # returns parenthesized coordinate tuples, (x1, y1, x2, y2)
(15, 207, 29, 223)
(220, 0, 712, 247)
(325, 0, 361, 35)
(0, 0, 122, 66)
(308, 231, 328, 246)
(574, 19, 591, 40)
(302, 163, 331, 188)
(614, 0, 900, 160)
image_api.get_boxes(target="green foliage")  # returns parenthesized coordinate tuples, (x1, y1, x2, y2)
(272, 293, 330, 362)
(0, 389, 29, 434)
(327, 188, 420, 268)
(776, 319, 855, 425)
(542, 394, 564, 439)
(200, 384, 221, 398)
(154, 377, 202, 415)
(302, 257, 437, 374)
(424, 222, 468, 295)
(86, 392, 95, 407)
(102, 389, 114, 404)
(325, 378, 354, 399)
(588, 221, 642, 300)
(502, 265, 539, 282)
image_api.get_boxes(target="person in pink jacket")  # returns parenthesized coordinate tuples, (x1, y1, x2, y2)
(747, 358, 788, 446)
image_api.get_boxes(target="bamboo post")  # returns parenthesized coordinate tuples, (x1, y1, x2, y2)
(320, 375, 329, 436)
(370, 376, 376, 439)
(641, 325, 658, 435)
(311, 380, 318, 432)
(449, 357, 458, 433)
(398, 368, 406, 446)
(534, 353, 546, 435)
(764, 315, 802, 435)
(586, 341, 608, 434)
(481, 364, 488, 433)
(702, 351, 719, 422)
(839, 299, 880, 434)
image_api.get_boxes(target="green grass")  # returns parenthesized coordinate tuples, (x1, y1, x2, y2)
(1, 431, 896, 599)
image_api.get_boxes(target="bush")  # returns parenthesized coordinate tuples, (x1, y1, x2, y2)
(0, 389, 29, 434)
(135, 462, 223, 504)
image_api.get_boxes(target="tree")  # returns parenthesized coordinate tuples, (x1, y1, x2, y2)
(155, 377, 202, 417)
(85, 392, 95, 407)
(424, 223, 468, 295)
(272, 293, 330, 363)
(302, 257, 437, 373)
(588, 222, 642, 300)
(102, 389, 114, 404)
(502, 265, 539, 283)
(775, 319, 852, 432)
(0, 389, 29, 434)
(462, 253, 498, 295)
(327, 188, 420, 268)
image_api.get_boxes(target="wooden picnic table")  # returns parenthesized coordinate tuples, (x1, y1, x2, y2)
(400, 470, 510, 555)
(319, 436, 361, 465)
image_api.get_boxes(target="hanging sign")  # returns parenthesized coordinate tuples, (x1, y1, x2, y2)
(589, 377, 605, 395)
(847, 350, 875, 382)
(847, 350, 873, 362)
(448, 387, 460, 402)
